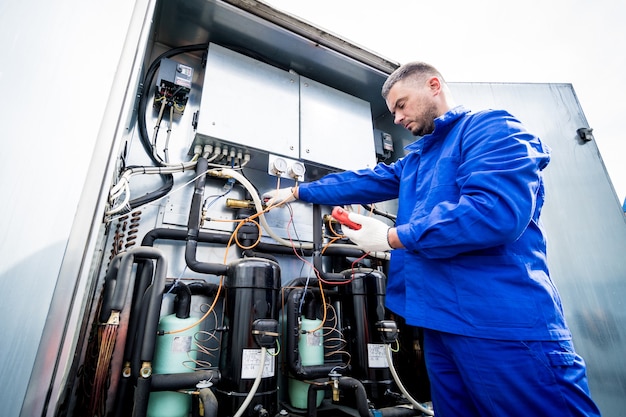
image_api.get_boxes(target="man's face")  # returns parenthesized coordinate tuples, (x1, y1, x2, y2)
(385, 78, 439, 136)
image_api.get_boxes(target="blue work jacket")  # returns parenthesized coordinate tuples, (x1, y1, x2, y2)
(298, 106, 571, 341)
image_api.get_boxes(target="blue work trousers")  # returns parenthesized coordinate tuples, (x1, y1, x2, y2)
(423, 329, 601, 417)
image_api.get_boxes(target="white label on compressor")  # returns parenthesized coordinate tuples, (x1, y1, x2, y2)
(171, 336, 192, 353)
(241, 348, 276, 379)
(368, 344, 389, 368)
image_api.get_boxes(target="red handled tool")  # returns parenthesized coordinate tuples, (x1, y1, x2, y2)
(331, 207, 362, 230)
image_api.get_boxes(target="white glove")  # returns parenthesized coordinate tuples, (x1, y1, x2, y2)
(263, 187, 296, 207)
(341, 212, 392, 252)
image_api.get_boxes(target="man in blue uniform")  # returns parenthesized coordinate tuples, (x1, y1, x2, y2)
(265, 62, 601, 416)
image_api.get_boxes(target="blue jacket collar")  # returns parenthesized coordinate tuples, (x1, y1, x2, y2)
(405, 105, 470, 151)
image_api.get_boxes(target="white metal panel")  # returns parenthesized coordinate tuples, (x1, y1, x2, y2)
(300, 76, 377, 171)
(195, 43, 300, 158)
(0, 1, 150, 416)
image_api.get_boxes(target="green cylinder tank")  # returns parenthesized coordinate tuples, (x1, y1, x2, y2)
(147, 313, 200, 417)
(288, 317, 324, 409)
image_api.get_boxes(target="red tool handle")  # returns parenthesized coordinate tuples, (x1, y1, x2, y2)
(331, 207, 362, 230)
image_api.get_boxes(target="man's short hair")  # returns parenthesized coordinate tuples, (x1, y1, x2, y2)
(382, 62, 445, 99)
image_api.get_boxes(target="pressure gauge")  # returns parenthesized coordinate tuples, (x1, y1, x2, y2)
(270, 157, 288, 174)
(288, 162, 306, 179)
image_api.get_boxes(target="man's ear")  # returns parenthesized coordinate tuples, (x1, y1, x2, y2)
(428, 76, 441, 91)
(428, 76, 442, 95)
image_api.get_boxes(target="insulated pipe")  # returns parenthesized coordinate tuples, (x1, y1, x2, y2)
(199, 387, 219, 417)
(142, 227, 368, 259)
(150, 370, 220, 391)
(101, 251, 139, 319)
(136, 250, 168, 363)
(312, 204, 344, 282)
(305, 383, 330, 417)
(114, 260, 155, 417)
(185, 157, 229, 276)
(172, 281, 192, 319)
(134, 377, 151, 417)
(286, 288, 348, 379)
(337, 377, 371, 417)
(98, 254, 124, 323)
(375, 407, 421, 416)
(306, 377, 371, 417)
(125, 247, 168, 417)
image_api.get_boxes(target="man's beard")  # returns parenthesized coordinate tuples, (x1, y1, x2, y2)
(413, 118, 436, 136)
(412, 106, 438, 136)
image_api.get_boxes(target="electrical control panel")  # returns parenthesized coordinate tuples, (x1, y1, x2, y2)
(154, 57, 194, 115)
(192, 43, 377, 174)
(193, 43, 300, 159)
(373, 129, 394, 161)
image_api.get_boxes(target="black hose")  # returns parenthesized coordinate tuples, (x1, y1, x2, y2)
(121, 248, 168, 417)
(128, 174, 174, 211)
(98, 254, 124, 323)
(360, 203, 397, 223)
(306, 383, 329, 417)
(286, 288, 348, 379)
(173, 281, 192, 319)
(376, 407, 422, 416)
(137, 44, 207, 165)
(126, 43, 207, 211)
(312, 204, 345, 282)
(199, 387, 219, 417)
(150, 370, 220, 391)
(113, 260, 154, 417)
(132, 377, 151, 417)
(140, 250, 168, 362)
(185, 157, 229, 276)
(305, 377, 372, 417)
(141, 227, 366, 259)
(338, 377, 371, 417)
(163, 280, 220, 299)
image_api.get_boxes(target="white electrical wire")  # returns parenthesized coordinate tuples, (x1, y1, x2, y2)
(106, 180, 132, 216)
(163, 105, 174, 163)
(105, 152, 254, 219)
(385, 344, 434, 416)
(219, 168, 390, 260)
(233, 347, 267, 417)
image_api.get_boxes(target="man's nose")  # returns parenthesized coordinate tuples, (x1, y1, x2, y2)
(394, 112, 404, 125)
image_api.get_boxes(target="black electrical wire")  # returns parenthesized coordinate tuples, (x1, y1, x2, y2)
(125, 43, 208, 211)
(137, 43, 208, 165)
(361, 203, 397, 223)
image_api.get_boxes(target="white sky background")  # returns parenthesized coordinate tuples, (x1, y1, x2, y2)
(265, 0, 626, 205)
